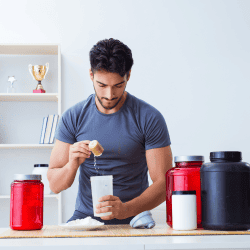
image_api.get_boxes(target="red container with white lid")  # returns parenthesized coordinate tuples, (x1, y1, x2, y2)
(10, 174, 44, 230)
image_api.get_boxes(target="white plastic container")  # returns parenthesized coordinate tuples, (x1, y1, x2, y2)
(32, 164, 51, 195)
(90, 175, 113, 217)
(172, 190, 197, 230)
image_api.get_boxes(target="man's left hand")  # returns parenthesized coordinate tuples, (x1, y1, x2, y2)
(95, 195, 128, 220)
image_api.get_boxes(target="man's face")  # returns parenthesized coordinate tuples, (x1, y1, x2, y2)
(90, 69, 130, 110)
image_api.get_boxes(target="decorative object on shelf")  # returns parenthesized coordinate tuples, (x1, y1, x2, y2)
(40, 114, 59, 144)
(7, 76, 17, 93)
(49, 114, 59, 143)
(28, 63, 49, 93)
(40, 116, 48, 144)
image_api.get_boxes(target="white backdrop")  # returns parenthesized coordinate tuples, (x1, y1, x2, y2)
(0, 0, 249, 225)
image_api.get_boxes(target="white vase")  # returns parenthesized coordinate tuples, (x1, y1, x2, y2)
(32, 164, 51, 195)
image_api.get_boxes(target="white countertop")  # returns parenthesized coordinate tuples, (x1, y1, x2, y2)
(1, 226, 250, 250)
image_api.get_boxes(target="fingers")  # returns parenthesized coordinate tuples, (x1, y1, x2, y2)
(96, 206, 114, 220)
(69, 141, 92, 165)
(72, 142, 91, 156)
(81, 140, 91, 145)
(96, 206, 112, 213)
(96, 201, 114, 209)
(70, 148, 90, 159)
(98, 195, 117, 202)
(95, 197, 124, 220)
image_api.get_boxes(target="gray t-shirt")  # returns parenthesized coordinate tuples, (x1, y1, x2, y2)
(54, 91, 171, 216)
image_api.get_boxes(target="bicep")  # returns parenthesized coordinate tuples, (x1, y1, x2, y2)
(146, 145, 173, 183)
(48, 139, 71, 175)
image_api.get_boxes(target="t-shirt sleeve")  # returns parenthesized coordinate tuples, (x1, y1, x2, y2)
(54, 108, 77, 144)
(144, 109, 171, 151)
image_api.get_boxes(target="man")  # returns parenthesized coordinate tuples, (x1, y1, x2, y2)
(47, 38, 173, 225)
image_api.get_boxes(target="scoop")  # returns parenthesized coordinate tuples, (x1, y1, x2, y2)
(89, 140, 104, 156)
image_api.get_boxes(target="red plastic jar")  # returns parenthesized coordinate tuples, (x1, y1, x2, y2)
(10, 174, 44, 230)
(166, 156, 204, 229)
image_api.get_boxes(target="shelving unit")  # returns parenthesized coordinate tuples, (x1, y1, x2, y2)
(0, 144, 54, 149)
(0, 44, 62, 225)
(0, 93, 59, 102)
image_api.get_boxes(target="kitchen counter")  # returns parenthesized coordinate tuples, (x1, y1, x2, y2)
(1, 226, 250, 250)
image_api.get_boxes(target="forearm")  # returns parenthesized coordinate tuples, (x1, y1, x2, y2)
(48, 161, 79, 194)
(125, 178, 166, 218)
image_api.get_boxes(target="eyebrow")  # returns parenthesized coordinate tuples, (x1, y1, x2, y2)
(96, 81, 125, 86)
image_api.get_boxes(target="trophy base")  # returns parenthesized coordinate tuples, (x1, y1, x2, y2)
(33, 89, 46, 93)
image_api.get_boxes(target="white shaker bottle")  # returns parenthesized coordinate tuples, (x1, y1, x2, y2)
(172, 190, 197, 230)
(90, 175, 113, 217)
(32, 164, 52, 195)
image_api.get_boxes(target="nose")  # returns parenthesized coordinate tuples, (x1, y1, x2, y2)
(106, 87, 115, 100)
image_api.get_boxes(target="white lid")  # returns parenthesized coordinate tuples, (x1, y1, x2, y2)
(14, 174, 41, 180)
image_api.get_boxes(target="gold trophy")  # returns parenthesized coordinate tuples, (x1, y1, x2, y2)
(28, 63, 49, 93)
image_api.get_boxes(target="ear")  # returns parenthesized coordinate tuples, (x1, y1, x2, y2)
(89, 68, 94, 81)
(126, 70, 131, 81)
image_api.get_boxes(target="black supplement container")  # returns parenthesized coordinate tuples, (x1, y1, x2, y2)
(200, 151, 250, 231)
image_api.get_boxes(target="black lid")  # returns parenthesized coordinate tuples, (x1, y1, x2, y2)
(210, 151, 242, 162)
(34, 164, 49, 167)
(172, 191, 196, 195)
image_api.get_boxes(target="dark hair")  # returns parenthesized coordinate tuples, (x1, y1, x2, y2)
(89, 38, 133, 78)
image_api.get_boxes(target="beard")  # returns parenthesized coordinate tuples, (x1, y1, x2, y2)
(93, 85, 126, 110)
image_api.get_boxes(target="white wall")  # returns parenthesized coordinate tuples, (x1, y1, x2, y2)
(0, 0, 250, 226)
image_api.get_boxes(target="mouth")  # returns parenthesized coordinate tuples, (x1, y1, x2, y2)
(104, 98, 117, 102)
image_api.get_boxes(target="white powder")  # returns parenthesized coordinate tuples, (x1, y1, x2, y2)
(66, 216, 104, 226)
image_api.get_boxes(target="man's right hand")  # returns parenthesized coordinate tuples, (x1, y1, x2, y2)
(69, 140, 92, 166)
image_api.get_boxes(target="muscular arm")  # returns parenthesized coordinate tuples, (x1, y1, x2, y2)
(47, 139, 79, 194)
(125, 145, 173, 217)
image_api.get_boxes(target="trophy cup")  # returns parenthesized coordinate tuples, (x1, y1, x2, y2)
(28, 63, 49, 93)
(7, 76, 17, 93)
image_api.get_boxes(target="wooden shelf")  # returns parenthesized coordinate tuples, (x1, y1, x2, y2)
(0, 93, 58, 102)
(0, 144, 54, 149)
(0, 44, 58, 55)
